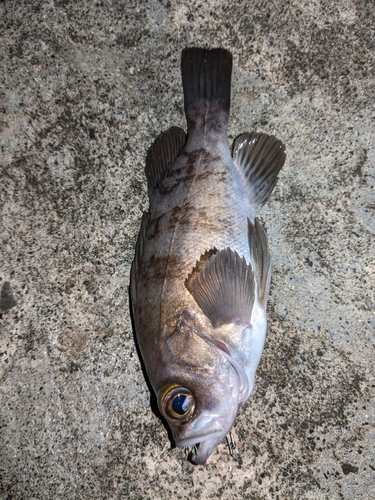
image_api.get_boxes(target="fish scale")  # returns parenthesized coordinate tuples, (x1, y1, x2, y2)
(131, 47, 286, 464)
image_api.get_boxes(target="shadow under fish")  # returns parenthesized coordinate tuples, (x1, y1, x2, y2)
(130, 47, 286, 465)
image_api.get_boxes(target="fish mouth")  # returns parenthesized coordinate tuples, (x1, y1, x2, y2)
(191, 437, 226, 465)
(176, 410, 227, 450)
(177, 431, 224, 449)
(176, 432, 226, 465)
(175, 409, 230, 464)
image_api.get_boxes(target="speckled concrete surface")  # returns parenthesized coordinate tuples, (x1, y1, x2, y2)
(1, 1, 374, 499)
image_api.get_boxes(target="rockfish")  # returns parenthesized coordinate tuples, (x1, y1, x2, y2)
(131, 48, 286, 464)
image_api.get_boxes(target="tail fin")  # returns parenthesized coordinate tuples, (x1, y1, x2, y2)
(181, 48, 232, 118)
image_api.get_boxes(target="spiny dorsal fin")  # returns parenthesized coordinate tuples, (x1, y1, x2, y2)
(249, 218, 272, 308)
(145, 126, 186, 197)
(187, 248, 255, 328)
(232, 132, 286, 212)
(130, 211, 151, 302)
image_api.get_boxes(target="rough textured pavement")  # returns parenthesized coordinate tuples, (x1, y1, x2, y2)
(1, 1, 374, 499)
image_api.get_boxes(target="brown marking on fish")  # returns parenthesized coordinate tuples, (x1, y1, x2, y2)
(177, 200, 197, 226)
(166, 206, 182, 231)
(158, 180, 180, 196)
(158, 152, 199, 195)
(195, 153, 222, 179)
(197, 209, 208, 222)
(148, 254, 186, 282)
(147, 213, 164, 240)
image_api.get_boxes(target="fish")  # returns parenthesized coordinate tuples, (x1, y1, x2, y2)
(130, 47, 286, 465)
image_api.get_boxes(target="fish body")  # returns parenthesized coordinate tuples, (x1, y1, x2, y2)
(131, 48, 286, 464)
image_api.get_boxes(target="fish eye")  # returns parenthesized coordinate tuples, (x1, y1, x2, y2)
(158, 384, 196, 422)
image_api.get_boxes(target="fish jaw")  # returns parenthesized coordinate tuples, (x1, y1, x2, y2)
(173, 401, 240, 465)
(193, 436, 228, 465)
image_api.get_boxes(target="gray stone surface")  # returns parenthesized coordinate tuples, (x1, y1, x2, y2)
(1, 1, 374, 498)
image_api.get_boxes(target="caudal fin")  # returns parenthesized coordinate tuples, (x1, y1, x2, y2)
(181, 48, 232, 118)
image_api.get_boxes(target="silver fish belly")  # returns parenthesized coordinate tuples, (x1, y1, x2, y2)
(131, 48, 286, 464)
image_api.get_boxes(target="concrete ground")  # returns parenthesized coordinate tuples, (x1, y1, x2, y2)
(1, 1, 374, 499)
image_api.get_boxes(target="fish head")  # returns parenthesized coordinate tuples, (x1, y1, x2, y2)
(156, 316, 250, 464)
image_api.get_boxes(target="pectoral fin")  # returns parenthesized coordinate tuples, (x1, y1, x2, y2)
(232, 132, 286, 211)
(145, 126, 186, 200)
(187, 248, 255, 328)
(249, 218, 272, 308)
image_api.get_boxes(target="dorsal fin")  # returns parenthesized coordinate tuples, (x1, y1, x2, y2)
(232, 132, 286, 212)
(145, 126, 186, 198)
(130, 211, 151, 302)
(249, 218, 272, 308)
(187, 248, 255, 328)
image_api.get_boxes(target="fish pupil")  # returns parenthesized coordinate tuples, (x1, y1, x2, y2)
(172, 394, 190, 415)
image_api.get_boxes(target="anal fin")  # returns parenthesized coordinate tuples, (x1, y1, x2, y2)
(187, 248, 255, 328)
(249, 218, 272, 308)
(232, 132, 286, 211)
